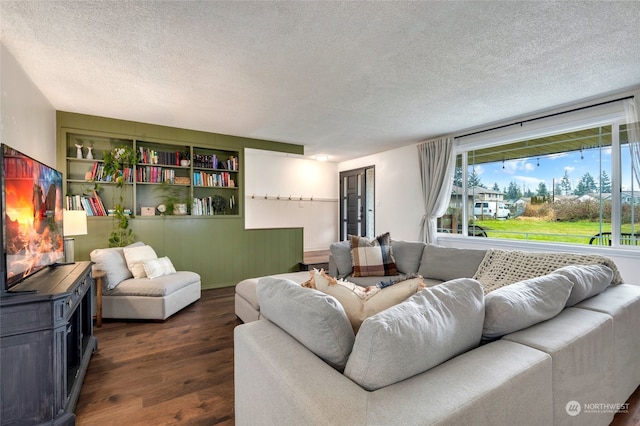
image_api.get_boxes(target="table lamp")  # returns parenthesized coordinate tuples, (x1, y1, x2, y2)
(63, 209, 88, 263)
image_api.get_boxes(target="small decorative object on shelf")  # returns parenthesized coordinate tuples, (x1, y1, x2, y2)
(75, 143, 83, 158)
(157, 204, 167, 215)
(141, 206, 155, 216)
(174, 203, 188, 215)
(86, 146, 94, 160)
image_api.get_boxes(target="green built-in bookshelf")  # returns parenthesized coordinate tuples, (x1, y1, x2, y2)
(57, 111, 304, 288)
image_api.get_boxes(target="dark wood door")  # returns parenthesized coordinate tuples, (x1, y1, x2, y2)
(340, 167, 374, 240)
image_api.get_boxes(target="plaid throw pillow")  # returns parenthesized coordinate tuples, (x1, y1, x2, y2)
(350, 233, 398, 277)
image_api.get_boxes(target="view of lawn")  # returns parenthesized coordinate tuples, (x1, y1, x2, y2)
(473, 218, 636, 245)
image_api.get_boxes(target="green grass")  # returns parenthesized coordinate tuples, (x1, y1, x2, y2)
(472, 219, 637, 245)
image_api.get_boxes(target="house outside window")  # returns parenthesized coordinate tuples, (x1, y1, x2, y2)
(441, 103, 639, 249)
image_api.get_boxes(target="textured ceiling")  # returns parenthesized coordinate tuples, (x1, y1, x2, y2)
(2, 1, 640, 162)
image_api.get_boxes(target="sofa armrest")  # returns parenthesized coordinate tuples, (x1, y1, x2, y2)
(234, 319, 368, 426)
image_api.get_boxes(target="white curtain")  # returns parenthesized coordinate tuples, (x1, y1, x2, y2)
(624, 96, 640, 187)
(418, 137, 456, 243)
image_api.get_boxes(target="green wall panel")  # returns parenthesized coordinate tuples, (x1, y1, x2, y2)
(59, 112, 304, 289)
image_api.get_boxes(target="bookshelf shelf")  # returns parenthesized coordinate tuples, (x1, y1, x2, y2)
(63, 131, 240, 217)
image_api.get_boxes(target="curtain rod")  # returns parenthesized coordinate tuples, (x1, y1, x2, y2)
(456, 95, 635, 140)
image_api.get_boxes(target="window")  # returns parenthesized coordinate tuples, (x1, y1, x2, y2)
(442, 103, 639, 248)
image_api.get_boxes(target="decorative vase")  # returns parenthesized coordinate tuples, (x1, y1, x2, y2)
(173, 203, 188, 215)
(86, 147, 94, 160)
(75, 144, 83, 159)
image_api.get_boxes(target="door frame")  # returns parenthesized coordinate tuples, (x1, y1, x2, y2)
(339, 166, 375, 241)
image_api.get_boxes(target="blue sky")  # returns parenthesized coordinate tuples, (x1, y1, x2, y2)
(474, 146, 635, 194)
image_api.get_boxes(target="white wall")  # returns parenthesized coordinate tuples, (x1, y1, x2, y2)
(245, 148, 339, 251)
(339, 144, 423, 242)
(1, 43, 56, 167)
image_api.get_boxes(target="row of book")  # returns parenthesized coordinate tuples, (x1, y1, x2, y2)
(192, 154, 238, 171)
(88, 162, 134, 183)
(193, 171, 235, 187)
(136, 166, 181, 184)
(139, 148, 186, 166)
(191, 195, 236, 216)
(65, 192, 108, 216)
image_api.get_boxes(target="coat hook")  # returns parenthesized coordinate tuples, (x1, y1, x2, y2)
(264, 194, 268, 199)
(252, 194, 255, 199)
(300, 195, 303, 201)
(277, 195, 280, 200)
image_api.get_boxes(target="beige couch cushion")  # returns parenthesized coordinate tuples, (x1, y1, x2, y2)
(344, 278, 484, 391)
(257, 276, 355, 371)
(105, 271, 201, 297)
(482, 273, 574, 340)
(314, 269, 424, 332)
(418, 244, 486, 281)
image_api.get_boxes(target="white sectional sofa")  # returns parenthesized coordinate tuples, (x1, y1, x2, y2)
(234, 240, 640, 425)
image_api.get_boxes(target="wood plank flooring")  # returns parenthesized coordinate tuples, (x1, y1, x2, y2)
(75, 286, 241, 425)
(76, 287, 640, 425)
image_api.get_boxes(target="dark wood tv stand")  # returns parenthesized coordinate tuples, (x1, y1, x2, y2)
(1, 261, 96, 425)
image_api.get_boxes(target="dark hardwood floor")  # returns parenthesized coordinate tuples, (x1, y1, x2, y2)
(76, 287, 640, 425)
(75, 286, 241, 425)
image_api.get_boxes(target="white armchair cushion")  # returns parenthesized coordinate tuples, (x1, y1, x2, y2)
(123, 245, 158, 279)
(143, 256, 177, 279)
(90, 241, 145, 289)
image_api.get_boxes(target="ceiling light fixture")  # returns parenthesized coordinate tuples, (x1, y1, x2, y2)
(315, 155, 329, 161)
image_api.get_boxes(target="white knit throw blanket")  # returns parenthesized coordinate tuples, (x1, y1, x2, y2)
(472, 249, 624, 294)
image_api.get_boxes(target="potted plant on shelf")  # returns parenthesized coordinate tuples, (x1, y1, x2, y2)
(155, 182, 190, 215)
(103, 146, 140, 247)
(180, 149, 190, 167)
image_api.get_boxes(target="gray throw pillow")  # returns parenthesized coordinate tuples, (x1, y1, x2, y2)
(418, 244, 487, 281)
(482, 273, 574, 340)
(329, 240, 352, 278)
(553, 264, 614, 307)
(256, 277, 355, 371)
(391, 240, 426, 274)
(343, 278, 484, 391)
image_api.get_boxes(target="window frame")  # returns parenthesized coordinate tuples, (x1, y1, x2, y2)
(451, 100, 635, 248)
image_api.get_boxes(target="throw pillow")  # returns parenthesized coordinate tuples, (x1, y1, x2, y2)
(329, 240, 353, 278)
(90, 241, 145, 290)
(143, 256, 177, 279)
(350, 232, 398, 277)
(256, 276, 355, 371)
(482, 273, 574, 341)
(390, 240, 426, 274)
(553, 264, 614, 307)
(123, 245, 158, 279)
(313, 269, 424, 332)
(418, 244, 487, 281)
(343, 278, 485, 391)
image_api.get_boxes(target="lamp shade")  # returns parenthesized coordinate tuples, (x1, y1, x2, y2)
(63, 210, 88, 236)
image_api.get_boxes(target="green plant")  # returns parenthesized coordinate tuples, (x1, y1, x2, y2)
(155, 182, 190, 215)
(103, 146, 140, 247)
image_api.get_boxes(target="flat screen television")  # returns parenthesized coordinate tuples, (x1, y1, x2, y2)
(1, 143, 65, 292)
